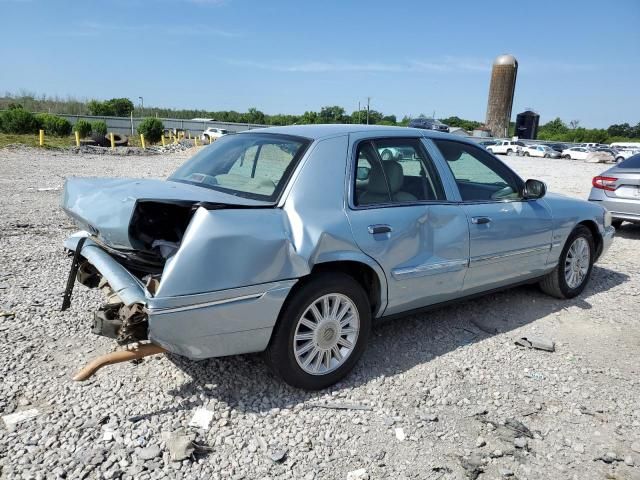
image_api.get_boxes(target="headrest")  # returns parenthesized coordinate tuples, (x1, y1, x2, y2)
(367, 160, 404, 194)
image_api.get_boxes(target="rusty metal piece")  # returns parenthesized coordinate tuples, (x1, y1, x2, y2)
(72, 344, 167, 381)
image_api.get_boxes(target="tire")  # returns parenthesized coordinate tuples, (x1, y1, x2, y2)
(544, 154, 550, 158)
(563, 154, 571, 159)
(487, 148, 494, 154)
(612, 220, 623, 229)
(523, 152, 530, 157)
(380, 149, 394, 161)
(539, 225, 595, 299)
(616, 157, 624, 163)
(506, 149, 513, 156)
(265, 272, 371, 390)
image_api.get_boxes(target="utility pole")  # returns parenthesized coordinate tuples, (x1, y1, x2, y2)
(366, 97, 370, 125)
(138, 96, 144, 117)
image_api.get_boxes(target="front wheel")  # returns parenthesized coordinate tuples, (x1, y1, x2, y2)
(563, 154, 571, 159)
(539, 225, 594, 299)
(506, 149, 513, 156)
(265, 273, 371, 390)
(523, 152, 530, 157)
(544, 154, 550, 158)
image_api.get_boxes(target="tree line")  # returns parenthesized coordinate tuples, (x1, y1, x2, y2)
(2, 92, 638, 143)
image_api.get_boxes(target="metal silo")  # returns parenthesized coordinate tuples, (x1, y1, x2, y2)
(485, 54, 518, 138)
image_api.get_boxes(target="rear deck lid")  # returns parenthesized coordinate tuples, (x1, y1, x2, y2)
(62, 177, 270, 250)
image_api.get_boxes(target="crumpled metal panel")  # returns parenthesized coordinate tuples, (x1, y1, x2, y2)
(62, 177, 268, 249)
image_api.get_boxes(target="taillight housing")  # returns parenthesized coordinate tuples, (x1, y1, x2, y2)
(592, 176, 617, 191)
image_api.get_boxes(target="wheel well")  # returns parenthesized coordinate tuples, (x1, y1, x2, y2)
(578, 220, 602, 257)
(308, 261, 381, 315)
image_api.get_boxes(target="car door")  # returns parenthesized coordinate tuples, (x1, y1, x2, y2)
(346, 135, 470, 316)
(430, 139, 553, 294)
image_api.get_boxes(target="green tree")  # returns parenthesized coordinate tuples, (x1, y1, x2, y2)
(246, 107, 266, 125)
(36, 113, 72, 136)
(108, 98, 134, 117)
(0, 107, 39, 134)
(319, 105, 347, 123)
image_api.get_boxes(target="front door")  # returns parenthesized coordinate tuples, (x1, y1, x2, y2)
(346, 136, 470, 316)
(430, 139, 553, 294)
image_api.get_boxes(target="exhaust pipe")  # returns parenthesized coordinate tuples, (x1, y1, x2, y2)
(72, 344, 167, 381)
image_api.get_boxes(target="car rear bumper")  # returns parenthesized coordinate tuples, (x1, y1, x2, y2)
(588, 190, 640, 223)
(64, 232, 296, 360)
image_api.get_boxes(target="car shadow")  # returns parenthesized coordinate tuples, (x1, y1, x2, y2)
(155, 265, 629, 416)
(614, 222, 640, 240)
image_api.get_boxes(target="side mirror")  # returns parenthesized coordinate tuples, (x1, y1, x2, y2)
(356, 166, 370, 181)
(524, 179, 546, 199)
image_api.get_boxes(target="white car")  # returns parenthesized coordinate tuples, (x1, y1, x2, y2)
(614, 148, 640, 163)
(522, 145, 561, 158)
(486, 140, 523, 156)
(201, 128, 229, 142)
(562, 147, 591, 160)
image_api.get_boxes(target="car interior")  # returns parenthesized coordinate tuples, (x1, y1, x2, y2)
(354, 141, 442, 205)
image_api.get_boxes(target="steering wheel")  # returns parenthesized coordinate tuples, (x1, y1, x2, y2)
(491, 186, 514, 200)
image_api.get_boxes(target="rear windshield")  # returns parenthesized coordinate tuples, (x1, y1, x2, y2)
(169, 133, 311, 202)
(618, 154, 640, 169)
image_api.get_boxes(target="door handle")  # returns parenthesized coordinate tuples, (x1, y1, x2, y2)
(368, 224, 392, 234)
(471, 216, 492, 225)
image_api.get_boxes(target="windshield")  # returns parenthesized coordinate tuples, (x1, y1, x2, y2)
(169, 133, 311, 202)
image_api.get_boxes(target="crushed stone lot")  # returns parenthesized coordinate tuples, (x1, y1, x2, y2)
(1, 145, 639, 480)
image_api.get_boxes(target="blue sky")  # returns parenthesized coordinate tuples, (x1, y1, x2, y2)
(1, 0, 638, 127)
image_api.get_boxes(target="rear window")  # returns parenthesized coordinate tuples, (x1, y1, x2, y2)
(169, 133, 311, 202)
(618, 154, 640, 169)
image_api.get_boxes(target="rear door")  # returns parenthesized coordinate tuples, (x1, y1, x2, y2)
(346, 134, 470, 316)
(430, 139, 553, 294)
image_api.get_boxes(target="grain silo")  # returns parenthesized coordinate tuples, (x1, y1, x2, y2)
(485, 54, 518, 138)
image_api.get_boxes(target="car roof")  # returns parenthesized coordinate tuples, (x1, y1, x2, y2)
(240, 124, 468, 142)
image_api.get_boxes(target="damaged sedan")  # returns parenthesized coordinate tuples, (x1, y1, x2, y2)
(61, 125, 614, 389)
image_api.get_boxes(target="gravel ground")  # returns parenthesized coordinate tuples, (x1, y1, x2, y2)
(0, 146, 639, 480)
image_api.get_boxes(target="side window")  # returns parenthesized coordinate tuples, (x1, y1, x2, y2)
(354, 138, 445, 206)
(433, 139, 523, 202)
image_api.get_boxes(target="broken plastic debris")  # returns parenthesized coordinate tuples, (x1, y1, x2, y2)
(162, 429, 196, 461)
(347, 468, 370, 480)
(394, 427, 406, 441)
(2, 408, 39, 432)
(514, 335, 555, 352)
(188, 408, 214, 430)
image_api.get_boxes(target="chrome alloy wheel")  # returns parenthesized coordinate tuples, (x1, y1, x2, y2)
(565, 237, 590, 289)
(293, 293, 360, 375)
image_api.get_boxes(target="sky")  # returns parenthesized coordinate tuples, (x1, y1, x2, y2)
(0, 0, 638, 128)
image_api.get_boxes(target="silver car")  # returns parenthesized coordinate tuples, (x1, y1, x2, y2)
(61, 125, 614, 389)
(589, 153, 640, 227)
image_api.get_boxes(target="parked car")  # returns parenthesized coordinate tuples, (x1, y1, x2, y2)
(613, 148, 640, 163)
(545, 143, 569, 153)
(408, 118, 449, 132)
(486, 140, 523, 156)
(589, 153, 640, 228)
(61, 125, 614, 389)
(522, 145, 561, 158)
(201, 127, 229, 142)
(478, 140, 497, 147)
(562, 147, 591, 160)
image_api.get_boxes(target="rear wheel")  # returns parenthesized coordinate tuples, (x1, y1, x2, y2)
(615, 156, 624, 163)
(265, 273, 371, 390)
(612, 219, 623, 229)
(539, 225, 594, 299)
(563, 154, 571, 159)
(544, 154, 550, 158)
(506, 149, 513, 156)
(523, 152, 530, 157)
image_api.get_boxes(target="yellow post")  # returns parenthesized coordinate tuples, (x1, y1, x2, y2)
(109, 132, 115, 149)
(75, 131, 80, 147)
(161, 136, 166, 147)
(188, 132, 192, 140)
(39, 129, 44, 147)
(140, 134, 146, 150)
(209, 136, 213, 145)
(194, 137, 199, 147)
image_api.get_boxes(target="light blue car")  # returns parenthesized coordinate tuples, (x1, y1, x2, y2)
(61, 125, 615, 389)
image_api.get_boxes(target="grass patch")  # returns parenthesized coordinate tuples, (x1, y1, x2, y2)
(0, 133, 74, 149)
